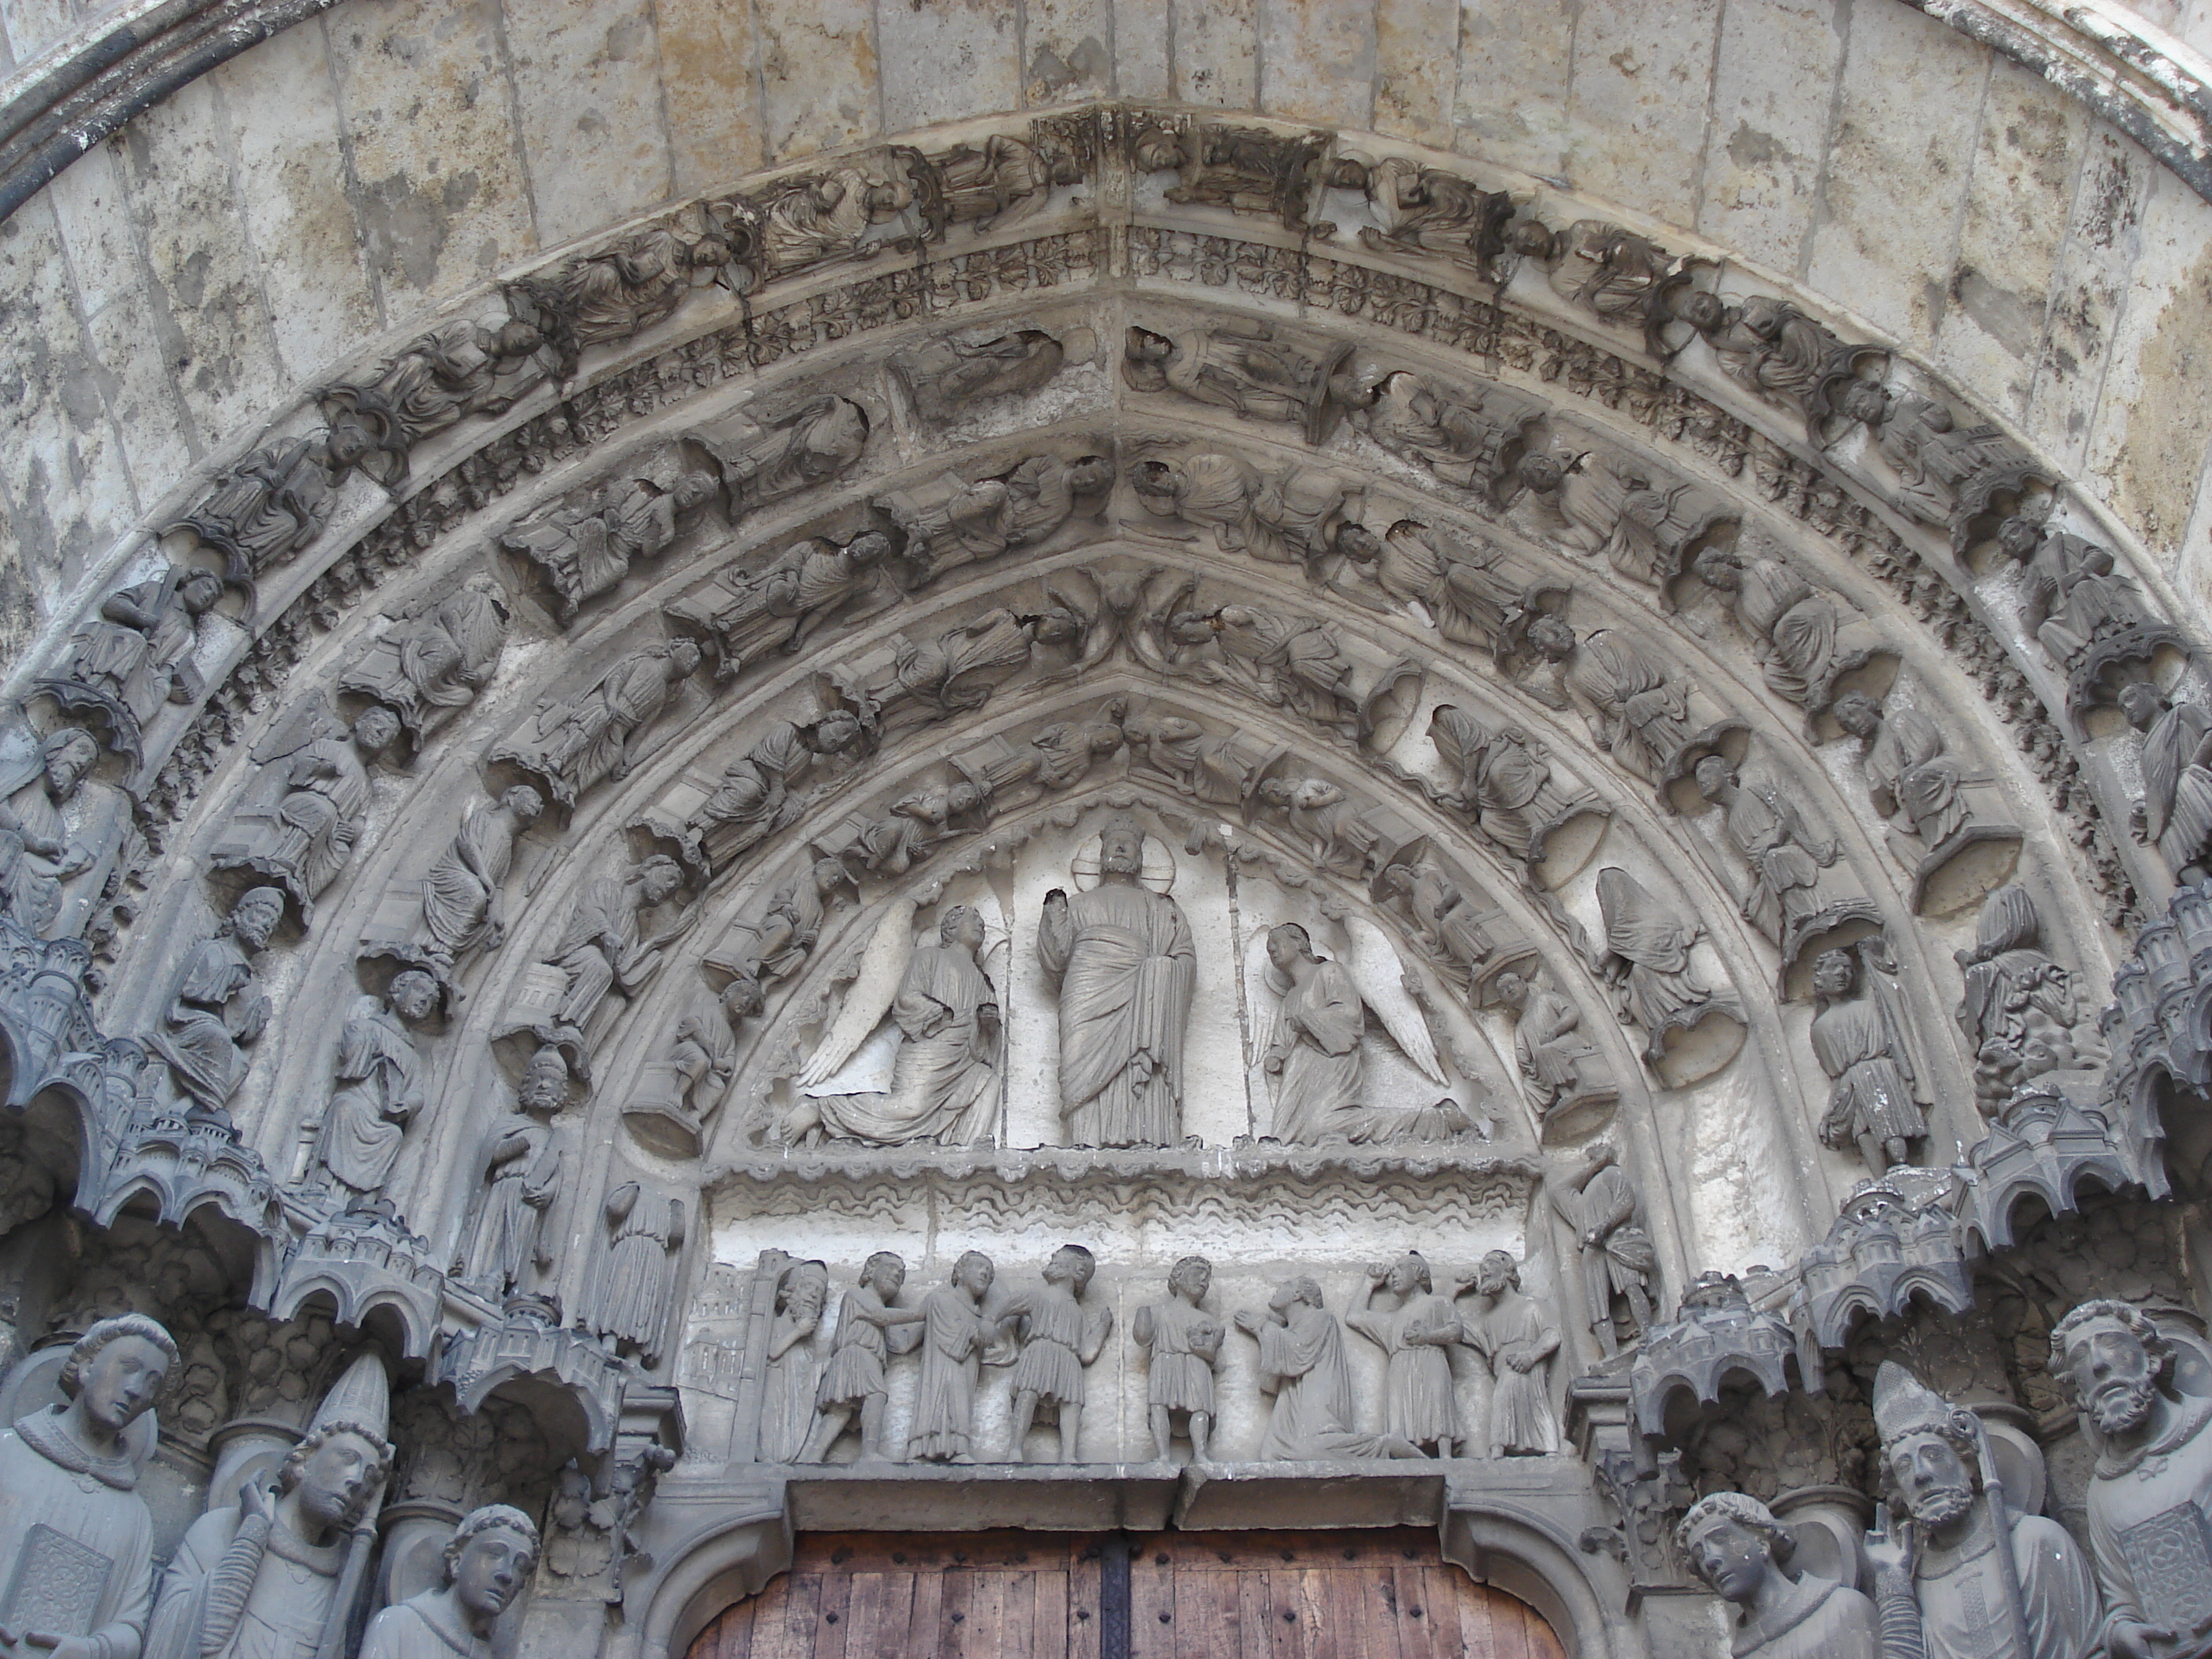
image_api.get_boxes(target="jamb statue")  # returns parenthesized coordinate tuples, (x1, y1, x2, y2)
(146, 1355, 395, 1659)
(357, 1506, 538, 1659)
(1678, 1492, 1878, 1658)
(2049, 1300, 2212, 1659)
(0, 1315, 177, 1659)
(1863, 1360, 2098, 1659)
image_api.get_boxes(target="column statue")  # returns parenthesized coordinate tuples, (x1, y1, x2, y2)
(2050, 1301, 2212, 1659)
(1679, 1492, 1877, 1657)
(1863, 1360, 2098, 1659)
(146, 1354, 394, 1659)
(0, 1315, 176, 1659)
(357, 1507, 537, 1659)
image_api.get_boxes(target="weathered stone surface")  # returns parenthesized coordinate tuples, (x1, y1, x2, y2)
(2084, 162, 2212, 552)
(1802, 0, 1987, 353)
(1567, 0, 1719, 230)
(1020, 0, 1113, 107)
(1697, 0, 1844, 274)
(878, 0, 1021, 134)
(0, 0, 72, 61)
(212, 20, 382, 387)
(117, 78, 287, 454)
(1369, 0, 1455, 147)
(1258, 1, 1376, 134)
(656, 0, 766, 194)
(1111, 0, 1170, 101)
(1170, 0, 1257, 110)
(0, 197, 139, 598)
(1450, 0, 1574, 182)
(753, 0, 878, 163)
(503, 4, 675, 250)
(1934, 57, 2085, 421)
(2027, 123, 2153, 478)
(323, 0, 540, 315)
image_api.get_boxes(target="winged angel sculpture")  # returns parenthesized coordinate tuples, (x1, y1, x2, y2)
(782, 896, 1009, 1146)
(1247, 918, 1481, 1145)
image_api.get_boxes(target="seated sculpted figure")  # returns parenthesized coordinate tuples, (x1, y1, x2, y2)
(0, 1315, 176, 1659)
(1678, 1492, 1877, 1658)
(358, 1506, 538, 1659)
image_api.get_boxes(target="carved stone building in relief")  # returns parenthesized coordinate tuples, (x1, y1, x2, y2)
(5, 5, 2212, 1655)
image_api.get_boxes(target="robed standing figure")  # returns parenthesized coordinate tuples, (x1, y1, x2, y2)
(1038, 815, 1197, 1148)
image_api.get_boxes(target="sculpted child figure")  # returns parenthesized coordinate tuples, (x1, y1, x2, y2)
(1346, 1252, 1463, 1457)
(908, 1251, 1005, 1464)
(358, 1506, 539, 1659)
(1133, 1256, 1223, 1462)
(0, 1315, 176, 1659)
(802, 1252, 925, 1463)
(1678, 1492, 1877, 1659)
(1000, 1245, 1114, 1463)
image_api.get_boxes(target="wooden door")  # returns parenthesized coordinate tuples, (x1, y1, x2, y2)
(686, 1527, 1566, 1658)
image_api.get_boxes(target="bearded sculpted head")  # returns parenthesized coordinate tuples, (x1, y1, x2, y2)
(519, 1045, 569, 1113)
(1873, 1361, 1983, 1533)
(2050, 1299, 2173, 1439)
(1097, 814, 1148, 881)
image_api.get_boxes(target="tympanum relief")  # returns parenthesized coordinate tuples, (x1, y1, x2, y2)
(13, 97, 2199, 1659)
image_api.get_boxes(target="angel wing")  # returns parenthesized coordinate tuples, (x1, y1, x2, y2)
(1342, 916, 1448, 1085)
(0, 727, 48, 804)
(252, 690, 346, 764)
(797, 893, 918, 1089)
(1243, 925, 1286, 1071)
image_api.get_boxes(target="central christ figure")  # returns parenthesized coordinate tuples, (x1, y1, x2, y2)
(1038, 813, 1198, 1146)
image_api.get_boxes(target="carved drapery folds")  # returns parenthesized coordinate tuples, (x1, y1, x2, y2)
(7, 94, 2212, 1659)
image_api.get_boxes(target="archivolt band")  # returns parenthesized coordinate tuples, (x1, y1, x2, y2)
(0, 20, 2207, 1657)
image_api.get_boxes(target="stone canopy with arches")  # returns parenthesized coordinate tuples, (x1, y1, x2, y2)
(5, 2, 2212, 1654)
